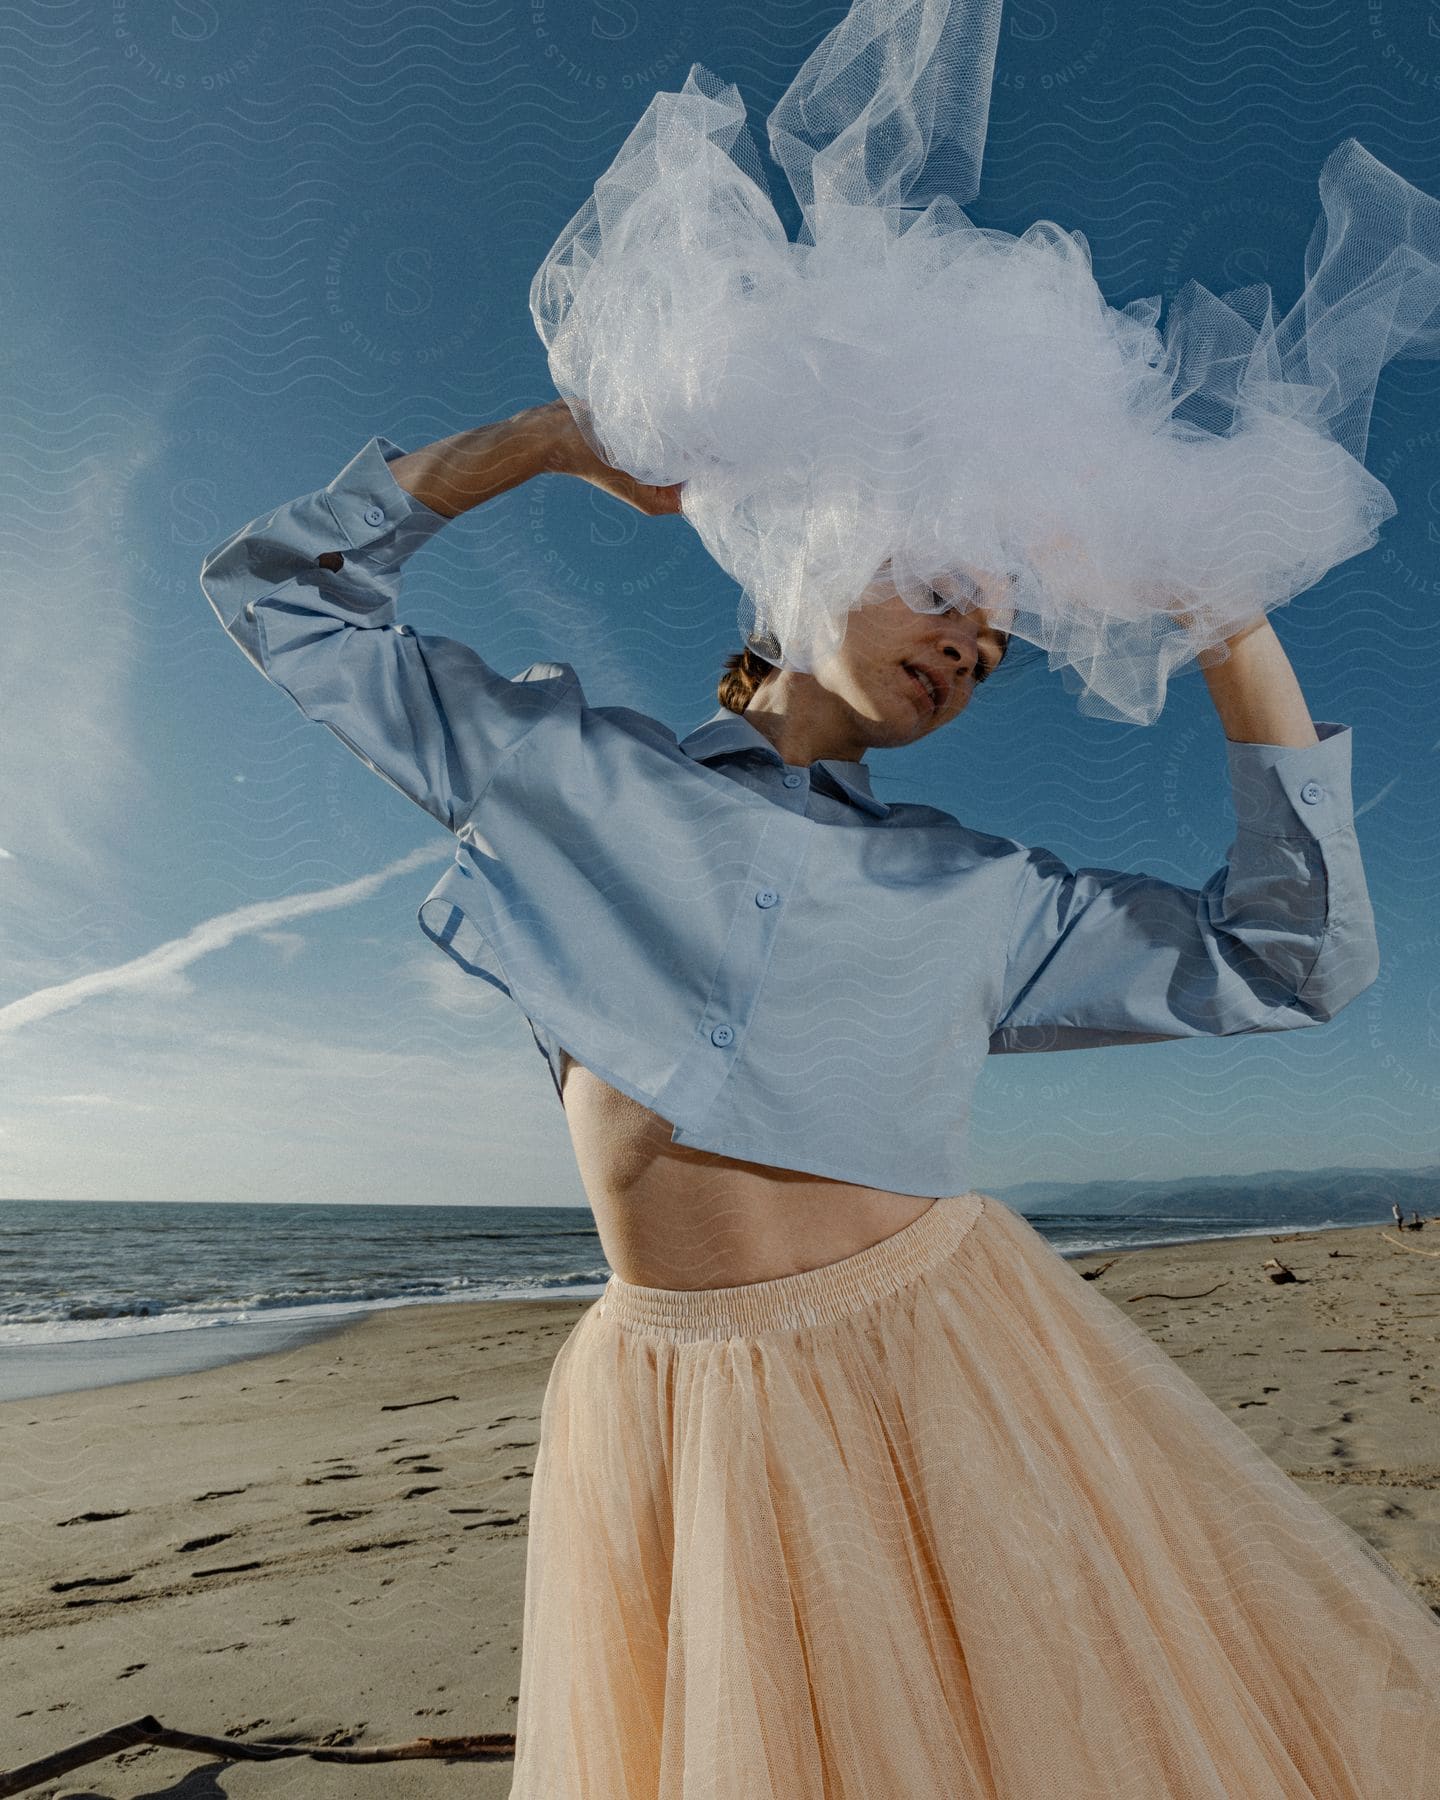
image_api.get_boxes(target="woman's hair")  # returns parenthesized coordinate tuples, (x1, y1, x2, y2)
(718, 646, 777, 713)
(717, 629, 1011, 714)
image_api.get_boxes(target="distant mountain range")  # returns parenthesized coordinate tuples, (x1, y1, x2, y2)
(992, 1164, 1440, 1219)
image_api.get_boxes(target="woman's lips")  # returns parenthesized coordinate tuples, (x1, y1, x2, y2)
(902, 663, 937, 711)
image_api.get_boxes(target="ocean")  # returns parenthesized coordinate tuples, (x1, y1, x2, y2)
(0, 1190, 1418, 1404)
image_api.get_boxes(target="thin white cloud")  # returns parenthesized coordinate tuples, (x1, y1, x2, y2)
(0, 414, 181, 996)
(32, 1093, 157, 1111)
(0, 846, 445, 1039)
(406, 949, 511, 1019)
(256, 929, 307, 965)
(0, 428, 153, 882)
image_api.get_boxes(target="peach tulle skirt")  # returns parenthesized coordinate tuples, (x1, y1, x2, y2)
(508, 1192, 1440, 1798)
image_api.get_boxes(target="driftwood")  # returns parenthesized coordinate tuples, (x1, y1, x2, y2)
(1261, 1257, 1298, 1284)
(1077, 1257, 1118, 1281)
(1126, 1281, 1229, 1302)
(1381, 1232, 1440, 1258)
(0, 1714, 516, 1796)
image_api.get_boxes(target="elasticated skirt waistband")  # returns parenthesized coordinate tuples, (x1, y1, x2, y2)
(596, 1191, 989, 1342)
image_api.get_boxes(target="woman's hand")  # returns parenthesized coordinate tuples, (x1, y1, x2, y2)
(1160, 591, 1267, 645)
(539, 397, 686, 516)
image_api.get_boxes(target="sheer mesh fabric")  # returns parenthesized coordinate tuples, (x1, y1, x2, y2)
(508, 1193, 1440, 1797)
(530, 0, 1440, 724)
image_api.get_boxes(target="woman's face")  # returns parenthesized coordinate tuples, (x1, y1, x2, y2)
(829, 581, 1009, 747)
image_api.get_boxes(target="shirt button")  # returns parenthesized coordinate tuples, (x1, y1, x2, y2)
(782, 771, 803, 788)
(755, 888, 779, 908)
(395, 623, 411, 635)
(1299, 780, 1325, 805)
(710, 1023, 734, 1047)
(363, 505, 386, 527)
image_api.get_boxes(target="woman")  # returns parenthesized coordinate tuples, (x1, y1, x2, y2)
(200, 398, 1440, 1798)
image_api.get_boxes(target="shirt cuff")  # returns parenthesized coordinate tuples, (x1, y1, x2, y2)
(1225, 720, 1354, 841)
(321, 434, 453, 564)
(236, 435, 454, 636)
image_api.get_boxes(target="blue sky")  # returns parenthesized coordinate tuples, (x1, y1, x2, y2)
(2, 1, 1437, 1207)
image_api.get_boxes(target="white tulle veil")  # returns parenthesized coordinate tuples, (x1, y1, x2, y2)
(530, 0, 1440, 725)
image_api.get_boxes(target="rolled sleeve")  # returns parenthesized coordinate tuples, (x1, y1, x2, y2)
(199, 435, 578, 834)
(987, 722, 1380, 1055)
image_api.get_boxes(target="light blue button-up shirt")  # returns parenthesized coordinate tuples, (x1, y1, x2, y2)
(199, 435, 1381, 1198)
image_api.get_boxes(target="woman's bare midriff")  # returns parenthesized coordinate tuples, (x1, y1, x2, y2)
(558, 1049, 940, 1289)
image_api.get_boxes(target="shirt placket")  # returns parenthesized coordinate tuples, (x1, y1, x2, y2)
(651, 796, 814, 1127)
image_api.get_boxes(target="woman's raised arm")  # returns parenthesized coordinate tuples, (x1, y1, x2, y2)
(198, 406, 679, 836)
(390, 398, 684, 520)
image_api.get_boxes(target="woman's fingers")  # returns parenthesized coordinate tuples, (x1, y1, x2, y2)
(609, 470, 685, 515)
(645, 481, 686, 516)
(547, 401, 685, 515)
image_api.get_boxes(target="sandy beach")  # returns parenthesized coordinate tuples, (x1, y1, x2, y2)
(4, 1212, 1437, 1797)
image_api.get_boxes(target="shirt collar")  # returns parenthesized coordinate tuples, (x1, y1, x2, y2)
(678, 707, 892, 818)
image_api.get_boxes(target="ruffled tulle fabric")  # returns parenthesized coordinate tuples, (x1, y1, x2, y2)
(529, 0, 1440, 725)
(508, 1192, 1440, 1799)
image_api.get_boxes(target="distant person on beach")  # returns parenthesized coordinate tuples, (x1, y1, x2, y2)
(1393, 1203, 1404, 1227)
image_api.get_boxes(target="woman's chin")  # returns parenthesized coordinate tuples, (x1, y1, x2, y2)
(869, 709, 933, 749)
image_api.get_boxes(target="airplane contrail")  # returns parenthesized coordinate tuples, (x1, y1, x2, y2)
(0, 846, 447, 1038)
